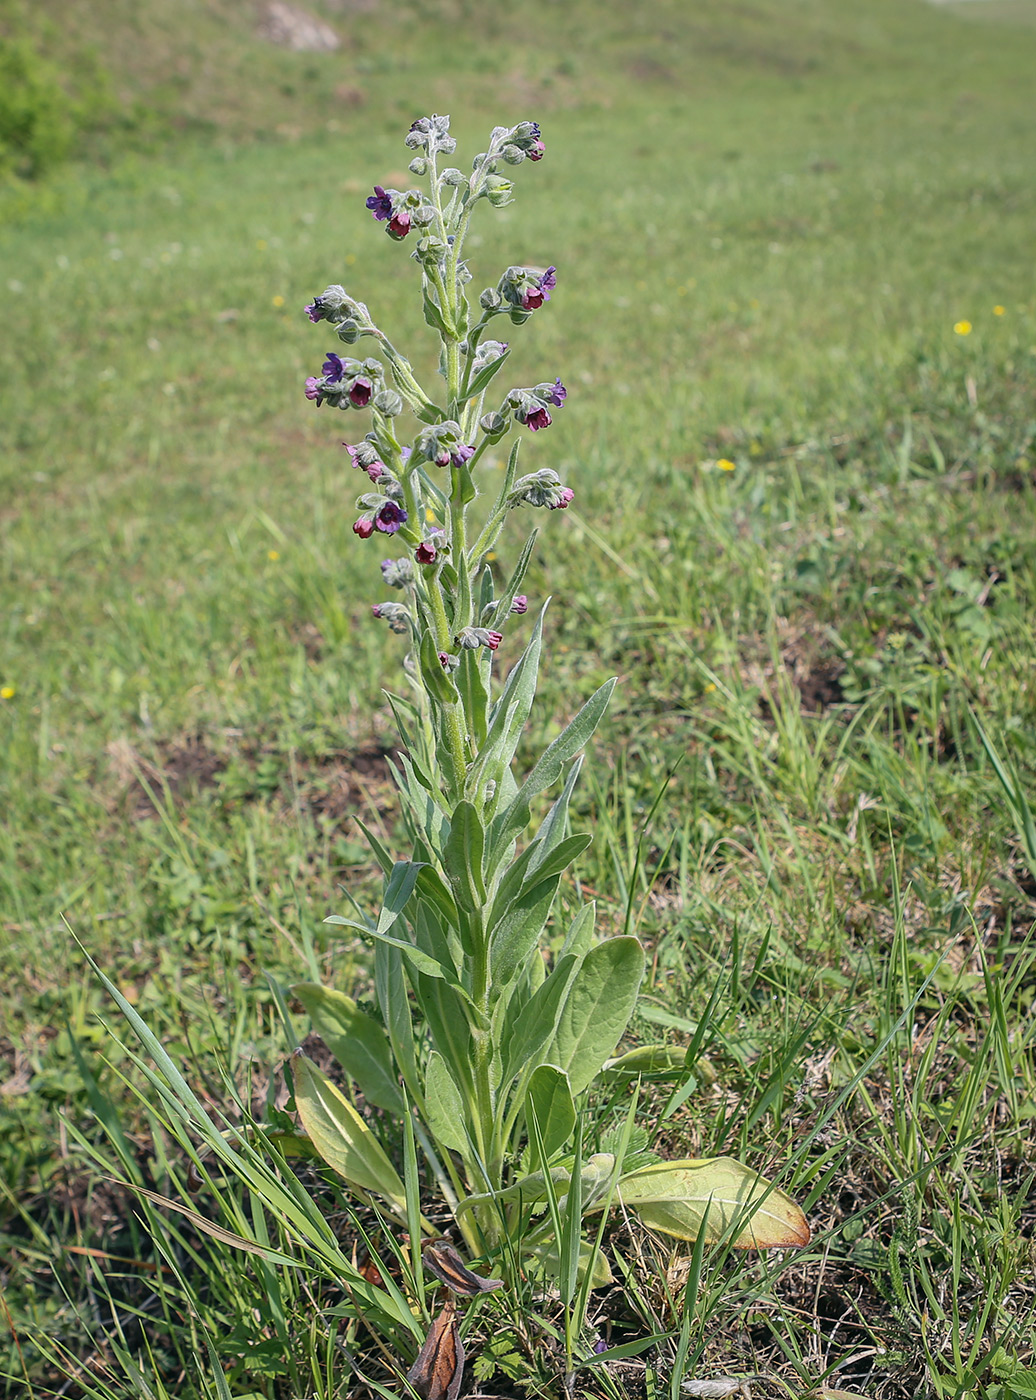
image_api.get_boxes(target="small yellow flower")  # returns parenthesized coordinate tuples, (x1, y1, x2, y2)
(256, 239, 268, 251)
(1, 686, 14, 700)
(267, 549, 280, 561)
(272, 295, 285, 308)
(345, 253, 357, 266)
(994, 305, 1005, 316)
(704, 682, 716, 693)
(717, 458, 736, 471)
(425, 507, 437, 524)
(954, 320, 972, 336)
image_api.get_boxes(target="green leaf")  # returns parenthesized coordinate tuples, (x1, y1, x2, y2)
(443, 800, 487, 912)
(291, 1053, 407, 1213)
(501, 953, 579, 1086)
(457, 1155, 615, 1215)
(523, 832, 592, 887)
(466, 605, 546, 805)
(420, 629, 460, 704)
(482, 530, 537, 632)
(415, 971, 475, 1096)
(323, 915, 454, 982)
(560, 901, 596, 960)
(549, 936, 645, 1094)
(457, 649, 490, 748)
(377, 861, 424, 937)
(523, 1237, 612, 1290)
(489, 872, 561, 990)
(424, 1051, 468, 1155)
(493, 679, 616, 849)
(525, 1065, 576, 1160)
(614, 1157, 811, 1249)
(601, 1044, 690, 1080)
(422, 291, 453, 338)
(292, 983, 404, 1116)
(375, 941, 421, 1108)
(462, 346, 511, 402)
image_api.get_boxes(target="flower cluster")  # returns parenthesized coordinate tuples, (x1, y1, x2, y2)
(507, 469, 575, 511)
(302, 113, 576, 664)
(507, 379, 567, 431)
(306, 354, 384, 409)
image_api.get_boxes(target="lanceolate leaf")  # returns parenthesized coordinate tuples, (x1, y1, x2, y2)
(614, 1157, 811, 1249)
(549, 936, 645, 1094)
(291, 983, 404, 1116)
(291, 1052, 406, 1214)
(424, 1051, 468, 1155)
(489, 873, 561, 990)
(442, 800, 487, 912)
(492, 679, 616, 848)
(501, 952, 579, 1086)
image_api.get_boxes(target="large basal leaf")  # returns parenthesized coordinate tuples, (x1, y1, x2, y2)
(523, 1236, 613, 1289)
(525, 1064, 576, 1160)
(291, 1052, 406, 1214)
(292, 983, 404, 1116)
(615, 1157, 810, 1249)
(549, 936, 645, 1095)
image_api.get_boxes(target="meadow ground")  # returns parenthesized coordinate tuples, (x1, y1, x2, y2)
(2, 1, 1036, 1396)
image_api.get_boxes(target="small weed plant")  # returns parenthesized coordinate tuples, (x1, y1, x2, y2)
(82, 115, 810, 1394)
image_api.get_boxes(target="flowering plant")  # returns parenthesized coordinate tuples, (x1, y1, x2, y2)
(291, 111, 808, 1305)
(95, 114, 808, 1391)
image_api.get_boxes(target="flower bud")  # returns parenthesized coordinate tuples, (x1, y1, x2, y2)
(455, 626, 503, 652)
(371, 601, 411, 633)
(412, 203, 437, 228)
(479, 411, 508, 443)
(373, 389, 404, 417)
(500, 144, 524, 165)
(408, 155, 430, 175)
(381, 556, 415, 588)
(305, 284, 351, 323)
(440, 167, 466, 186)
(335, 319, 361, 344)
(510, 595, 528, 614)
(406, 114, 457, 155)
(484, 174, 514, 208)
(438, 651, 460, 672)
(479, 288, 503, 311)
(353, 516, 374, 538)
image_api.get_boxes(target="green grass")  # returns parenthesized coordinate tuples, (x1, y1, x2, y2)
(3, 0, 1036, 1395)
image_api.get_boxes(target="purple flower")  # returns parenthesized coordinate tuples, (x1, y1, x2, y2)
(387, 210, 412, 239)
(523, 406, 552, 431)
(372, 604, 385, 618)
(322, 352, 346, 383)
(439, 651, 460, 672)
(366, 186, 394, 222)
(528, 139, 545, 162)
(375, 501, 408, 535)
(522, 267, 556, 311)
(353, 516, 374, 538)
(510, 595, 528, 614)
(304, 376, 322, 401)
(415, 540, 438, 564)
(350, 377, 373, 407)
(544, 378, 566, 406)
(450, 444, 475, 468)
(305, 302, 321, 322)
(550, 487, 575, 510)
